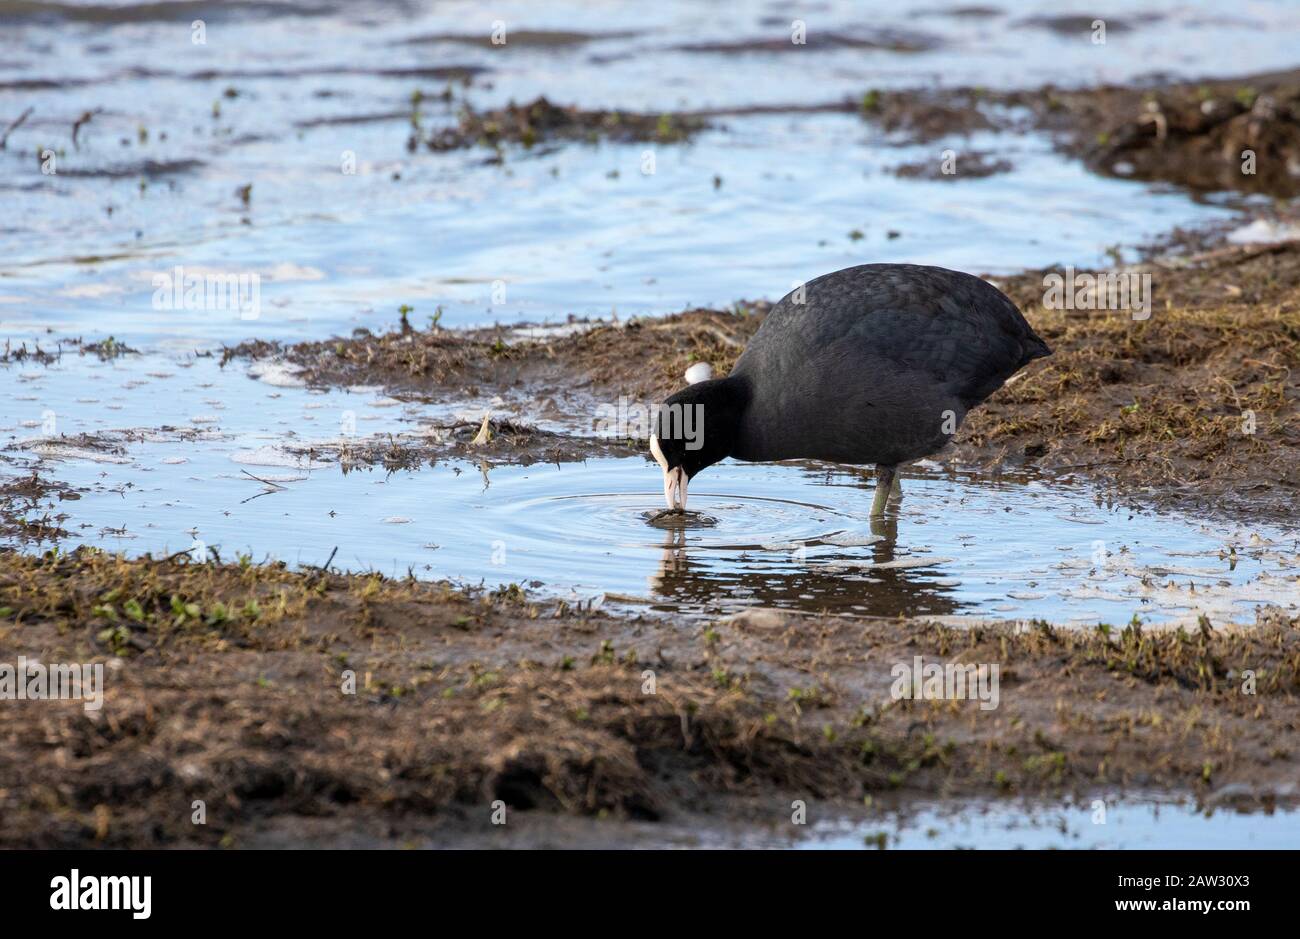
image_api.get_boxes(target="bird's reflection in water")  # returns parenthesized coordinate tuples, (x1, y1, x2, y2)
(646, 492, 962, 618)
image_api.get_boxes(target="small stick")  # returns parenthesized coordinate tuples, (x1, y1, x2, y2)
(0, 107, 33, 150)
(72, 108, 103, 148)
(239, 468, 288, 489)
(316, 546, 338, 572)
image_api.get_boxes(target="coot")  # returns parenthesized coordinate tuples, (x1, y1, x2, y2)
(650, 263, 1051, 515)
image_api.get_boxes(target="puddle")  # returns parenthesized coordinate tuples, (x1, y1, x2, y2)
(5, 354, 1297, 626)
(804, 799, 1300, 850)
(776, 798, 1300, 849)
(410, 796, 1300, 849)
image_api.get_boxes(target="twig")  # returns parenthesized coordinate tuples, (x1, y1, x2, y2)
(239, 469, 288, 489)
(72, 108, 103, 148)
(316, 546, 338, 572)
(0, 107, 33, 150)
(648, 320, 745, 349)
(694, 324, 745, 349)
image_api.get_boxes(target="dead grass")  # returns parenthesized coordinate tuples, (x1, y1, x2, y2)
(965, 246, 1300, 511)
(415, 96, 709, 154)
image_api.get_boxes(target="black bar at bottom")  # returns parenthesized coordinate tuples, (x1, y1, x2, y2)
(0, 849, 1280, 924)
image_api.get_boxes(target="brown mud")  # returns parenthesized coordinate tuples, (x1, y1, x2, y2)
(848, 68, 1300, 196)
(224, 303, 770, 431)
(1022, 70, 1300, 197)
(1, 548, 1295, 847)
(973, 241, 1300, 523)
(893, 149, 1012, 180)
(300, 418, 640, 474)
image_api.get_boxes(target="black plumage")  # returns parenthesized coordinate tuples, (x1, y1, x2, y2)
(651, 263, 1050, 514)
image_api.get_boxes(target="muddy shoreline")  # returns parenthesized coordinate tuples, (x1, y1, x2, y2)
(856, 67, 1300, 197)
(1, 548, 1295, 848)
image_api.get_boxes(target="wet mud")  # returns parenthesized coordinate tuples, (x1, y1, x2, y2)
(973, 241, 1300, 523)
(853, 68, 1300, 196)
(224, 304, 769, 422)
(1026, 70, 1300, 198)
(1, 549, 1295, 847)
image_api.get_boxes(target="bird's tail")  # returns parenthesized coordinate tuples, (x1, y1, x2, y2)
(1022, 333, 1052, 362)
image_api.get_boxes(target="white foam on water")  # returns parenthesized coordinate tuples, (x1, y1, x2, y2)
(248, 361, 306, 388)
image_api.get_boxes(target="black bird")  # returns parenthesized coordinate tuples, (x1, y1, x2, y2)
(650, 263, 1051, 516)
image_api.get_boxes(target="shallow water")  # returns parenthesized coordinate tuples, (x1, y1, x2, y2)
(6, 352, 1298, 626)
(787, 798, 1300, 849)
(4, 0, 1294, 342)
(425, 795, 1300, 848)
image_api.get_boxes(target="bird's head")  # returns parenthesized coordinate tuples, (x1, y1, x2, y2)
(649, 365, 748, 511)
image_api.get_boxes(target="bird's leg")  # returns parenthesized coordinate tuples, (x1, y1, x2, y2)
(869, 512, 898, 541)
(870, 464, 897, 517)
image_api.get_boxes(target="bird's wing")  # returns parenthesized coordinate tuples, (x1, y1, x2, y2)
(748, 264, 1044, 407)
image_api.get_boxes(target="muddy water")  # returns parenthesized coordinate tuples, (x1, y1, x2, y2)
(6, 353, 1298, 626)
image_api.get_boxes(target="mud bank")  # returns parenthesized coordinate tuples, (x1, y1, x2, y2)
(853, 68, 1300, 196)
(1, 549, 1295, 847)
(224, 303, 770, 423)
(1023, 69, 1300, 198)
(972, 240, 1300, 523)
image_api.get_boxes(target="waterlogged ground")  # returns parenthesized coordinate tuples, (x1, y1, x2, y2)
(4, 0, 1300, 848)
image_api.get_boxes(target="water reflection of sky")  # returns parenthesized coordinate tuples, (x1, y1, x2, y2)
(5, 1, 1296, 341)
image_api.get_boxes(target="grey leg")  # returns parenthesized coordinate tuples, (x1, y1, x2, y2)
(870, 464, 897, 517)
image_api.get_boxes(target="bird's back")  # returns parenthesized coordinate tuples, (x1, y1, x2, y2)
(730, 263, 1050, 465)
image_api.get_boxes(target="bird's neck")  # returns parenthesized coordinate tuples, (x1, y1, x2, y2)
(699, 374, 751, 464)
